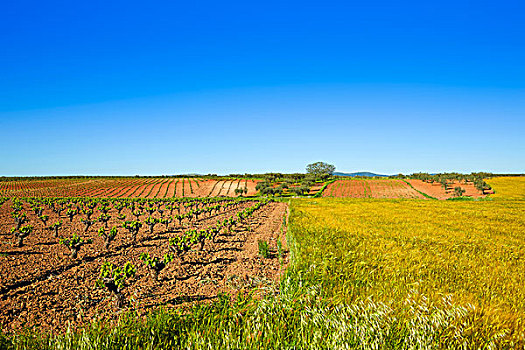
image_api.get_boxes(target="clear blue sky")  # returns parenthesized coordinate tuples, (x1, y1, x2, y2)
(1, 1, 524, 176)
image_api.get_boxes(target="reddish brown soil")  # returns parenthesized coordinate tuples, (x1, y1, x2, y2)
(137, 180, 160, 198)
(244, 180, 259, 196)
(159, 180, 173, 198)
(165, 180, 176, 198)
(0, 200, 288, 333)
(0, 179, 262, 199)
(209, 181, 225, 197)
(369, 180, 425, 199)
(220, 181, 235, 196)
(128, 182, 149, 197)
(225, 180, 260, 197)
(406, 180, 485, 199)
(225, 180, 239, 196)
(176, 179, 185, 197)
(323, 179, 425, 199)
(115, 184, 136, 198)
(189, 179, 216, 197)
(324, 180, 366, 197)
(145, 180, 165, 199)
(184, 179, 195, 197)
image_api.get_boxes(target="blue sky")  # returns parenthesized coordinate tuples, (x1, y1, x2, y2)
(1, 1, 524, 176)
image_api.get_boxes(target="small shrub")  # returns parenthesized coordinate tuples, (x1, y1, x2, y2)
(122, 220, 142, 244)
(60, 233, 92, 259)
(99, 226, 118, 250)
(96, 261, 135, 308)
(139, 252, 173, 280)
(48, 220, 62, 237)
(258, 239, 269, 258)
(39, 214, 49, 225)
(80, 218, 94, 232)
(145, 217, 159, 234)
(66, 209, 78, 222)
(12, 212, 27, 230)
(11, 225, 33, 247)
(98, 213, 111, 228)
(454, 186, 466, 197)
(168, 236, 191, 258)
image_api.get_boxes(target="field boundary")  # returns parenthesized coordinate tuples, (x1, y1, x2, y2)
(312, 179, 336, 198)
(402, 180, 437, 200)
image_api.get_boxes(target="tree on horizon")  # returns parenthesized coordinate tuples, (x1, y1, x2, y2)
(306, 162, 336, 176)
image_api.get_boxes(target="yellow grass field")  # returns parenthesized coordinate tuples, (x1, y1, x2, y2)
(289, 197, 525, 346)
(486, 176, 525, 200)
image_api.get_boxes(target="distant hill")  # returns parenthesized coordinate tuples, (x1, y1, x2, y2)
(334, 172, 390, 178)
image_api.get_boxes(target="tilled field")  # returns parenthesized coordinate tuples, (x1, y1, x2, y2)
(323, 179, 425, 198)
(0, 178, 260, 198)
(406, 179, 486, 199)
(0, 198, 288, 333)
(323, 179, 486, 199)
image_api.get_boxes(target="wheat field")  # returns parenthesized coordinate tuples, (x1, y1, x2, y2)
(486, 176, 525, 200)
(289, 196, 525, 346)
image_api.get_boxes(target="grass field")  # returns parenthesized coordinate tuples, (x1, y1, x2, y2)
(486, 176, 525, 200)
(289, 198, 525, 347)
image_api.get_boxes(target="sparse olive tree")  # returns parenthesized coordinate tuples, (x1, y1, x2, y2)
(454, 186, 466, 197)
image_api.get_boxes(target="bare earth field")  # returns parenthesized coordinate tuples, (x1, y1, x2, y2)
(322, 179, 486, 199)
(0, 199, 288, 333)
(323, 179, 425, 199)
(406, 179, 485, 199)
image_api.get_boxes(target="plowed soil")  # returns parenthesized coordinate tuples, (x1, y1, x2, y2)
(406, 180, 485, 199)
(0, 200, 288, 333)
(0, 178, 261, 199)
(323, 179, 425, 199)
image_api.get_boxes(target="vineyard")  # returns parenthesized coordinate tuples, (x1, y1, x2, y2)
(0, 178, 260, 198)
(0, 196, 287, 332)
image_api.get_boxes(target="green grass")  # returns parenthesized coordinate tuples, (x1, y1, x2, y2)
(0, 278, 494, 350)
(402, 179, 438, 199)
(312, 179, 335, 198)
(258, 239, 270, 258)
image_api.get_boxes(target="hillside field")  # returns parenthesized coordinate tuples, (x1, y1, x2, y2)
(324, 178, 489, 199)
(0, 178, 259, 198)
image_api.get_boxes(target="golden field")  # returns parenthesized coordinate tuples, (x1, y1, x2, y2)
(289, 197, 525, 346)
(486, 176, 525, 200)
